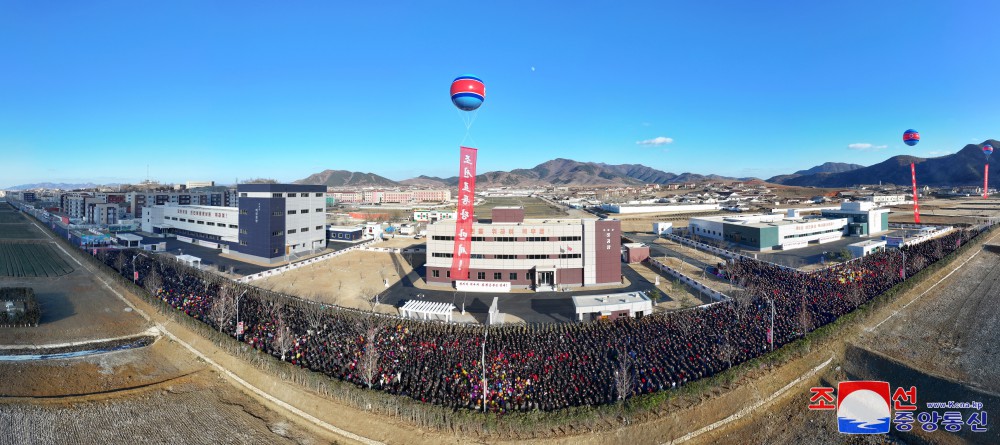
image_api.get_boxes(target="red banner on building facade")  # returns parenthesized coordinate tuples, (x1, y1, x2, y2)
(450, 147, 478, 281)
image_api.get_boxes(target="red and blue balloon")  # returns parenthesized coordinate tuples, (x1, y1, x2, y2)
(903, 129, 920, 146)
(985, 144, 994, 159)
(450, 75, 485, 111)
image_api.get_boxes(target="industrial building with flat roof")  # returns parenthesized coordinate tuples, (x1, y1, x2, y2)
(141, 184, 327, 264)
(688, 202, 890, 251)
(425, 207, 622, 290)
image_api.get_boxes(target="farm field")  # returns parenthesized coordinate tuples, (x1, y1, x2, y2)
(0, 224, 44, 240)
(0, 212, 27, 224)
(0, 243, 73, 277)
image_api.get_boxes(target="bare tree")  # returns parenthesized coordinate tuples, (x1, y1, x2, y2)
(613, 348, 634, 403)
(114, 253, 126, 272)
(143, 270, 163, 295)
(799, 297, 812, 338)
(304, 303, 326, 334)
(273, 315, 295, 361)
(359, 322, 381, 390)
(210, 285, 237, 333)
(361, 286, 383, 314)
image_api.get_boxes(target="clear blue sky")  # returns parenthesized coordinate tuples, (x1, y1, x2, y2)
(1, 1, 998, 188)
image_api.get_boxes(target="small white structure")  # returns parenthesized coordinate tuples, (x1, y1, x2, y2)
(847, 239, 887, 258)
(572, 291, 653, 322)
(399, 300, 456, 322)
(176, 254, 202, 268)
(653, 222, 673, 235)
(114, 233, 143, 248)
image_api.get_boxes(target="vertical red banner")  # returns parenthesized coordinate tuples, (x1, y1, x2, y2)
(910, 162, 921, 224)
(450, 147, 477, 281)
(985, 164, 990, 199)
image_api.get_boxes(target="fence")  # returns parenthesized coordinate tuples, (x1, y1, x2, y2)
(647, 257, 728, 303)
(238, 239, 378, 283)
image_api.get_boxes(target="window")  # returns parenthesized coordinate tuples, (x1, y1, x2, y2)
(240, 209, 248, 215)
(240, 240, 247, 246)
(315, 208, 323, 212)
(432, 252, 453, 258)
(301, 227, 309, 232)
(527, 236, 547, 242)
(207, 222, 215, 226)
(240, 193, 248, 198)
(287, 229, 297, 234)
(558, 236, 582, 241)
(432, 270, 440, 278)
(527, 254, 548, 259)
(287, 193, 297, 197)
(240, 229, 248, 234)
(432, 235, 454, 241)
(509, 272, 517, 280)
(494, 254, 515, 260)
(558, 253, 581, 259)
(477, 272, 486, 280)
(272, 193, 283, 198)
(273, 248, 280, 254)
(196, 220, 204, 225)
(272, 211, 282, 216)
(300, 209, 309, 214)
(287, 210, 297, 214)
(315, 193, 323, 197)
(471, 236, 485, 241)
(471, 254, 485, 259)
(493, 272, 502, 280)
(493, 237, 515, 242)
(229, 224, 238, 228)
(316, 225, 323, 230)
(446, 271, 451, 278)
(271, 230, 283, 237)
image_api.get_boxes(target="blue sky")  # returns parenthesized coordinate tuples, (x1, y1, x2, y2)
(1, 1, 998, 187)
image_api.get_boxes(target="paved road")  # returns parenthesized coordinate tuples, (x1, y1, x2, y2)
(379, 265, 654, 324)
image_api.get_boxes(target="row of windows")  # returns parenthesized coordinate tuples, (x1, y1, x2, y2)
(286, 209, 323, 215)
(431, 235, 582, 243)
(272, 192, 324, 198)
(432, 253, 581, 260)
(167, 216, 237, 228)
(430, 270, 521, 280)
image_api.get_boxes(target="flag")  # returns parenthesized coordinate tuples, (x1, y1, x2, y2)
(567, 245, 573, 252)
(766, 328, 773, 345)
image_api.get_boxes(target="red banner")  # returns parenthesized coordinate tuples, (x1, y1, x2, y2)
(910, 162, 921, 224)
(450, 147, 478, 281)
(985, 164, 990, 199)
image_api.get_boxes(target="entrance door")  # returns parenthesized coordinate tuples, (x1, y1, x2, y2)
(537, 271, 554, 286)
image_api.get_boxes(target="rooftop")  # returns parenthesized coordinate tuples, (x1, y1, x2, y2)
(572, 292, 651, 310)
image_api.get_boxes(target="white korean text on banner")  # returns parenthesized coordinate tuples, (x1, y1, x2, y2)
(450, 146, 478, 281)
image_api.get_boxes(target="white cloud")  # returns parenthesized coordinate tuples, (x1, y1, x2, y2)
(847, 143, 888, 151)
(637, 136, 674, 146)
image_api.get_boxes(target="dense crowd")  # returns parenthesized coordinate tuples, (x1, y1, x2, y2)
(95, 226, 986, 413)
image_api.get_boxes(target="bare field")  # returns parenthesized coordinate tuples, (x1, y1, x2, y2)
(254, 250, 419, 313)
(0, 379, 324, 445)
(477, 196, 567, 218)
(0, 243, 74, 277)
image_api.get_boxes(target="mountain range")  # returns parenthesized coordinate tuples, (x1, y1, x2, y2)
(768, 140, 999, 187)
(4, 182, 109, 191)
(298, 158, 751, 188)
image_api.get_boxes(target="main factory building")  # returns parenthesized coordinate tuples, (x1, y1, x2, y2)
(425, 207, 622, 290)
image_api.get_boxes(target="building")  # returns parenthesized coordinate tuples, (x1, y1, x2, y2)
(820, 201, 890, 236)
(688, 202, 890, 251)
(572, 291, 653, 322)
(329, 189, 451, 205)
(622, 243, 650, 263)
(425, 207, 622, 290)
(859, 194, 907, 206)
(327, 225, 364, 242)
(186, 181, 216, 189)
(126, 189, 234, 218)
(412, 209, 457, 222)
(141, 184, 326, 263)
(600, 203, 721, 214)
(653, 222, 673, 235)
(848, 240, 887, 258)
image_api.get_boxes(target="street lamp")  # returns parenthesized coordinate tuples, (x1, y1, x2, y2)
(235, 289, 248, 341)
(764, 295, 775, 351)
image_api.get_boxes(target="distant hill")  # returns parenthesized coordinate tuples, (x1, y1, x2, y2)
(5, 182, 106, 190)
(768, 162, 866, 184)
(398, 175, 452, 187)
(776, 140, 999, 187)
(399, 158, 750, 188)
(295, 170, 398, 187)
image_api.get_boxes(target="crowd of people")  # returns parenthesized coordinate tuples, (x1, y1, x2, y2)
(95, 225, 986, 413)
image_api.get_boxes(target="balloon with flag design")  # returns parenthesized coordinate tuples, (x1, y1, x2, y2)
(984, 144, 994, 160)
(450, 75, 485, 111)
(902, 129, 920, 146)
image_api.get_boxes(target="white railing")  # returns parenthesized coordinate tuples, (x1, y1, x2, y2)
(647, 257, 728, 302)
(238, 239, 378, 283)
